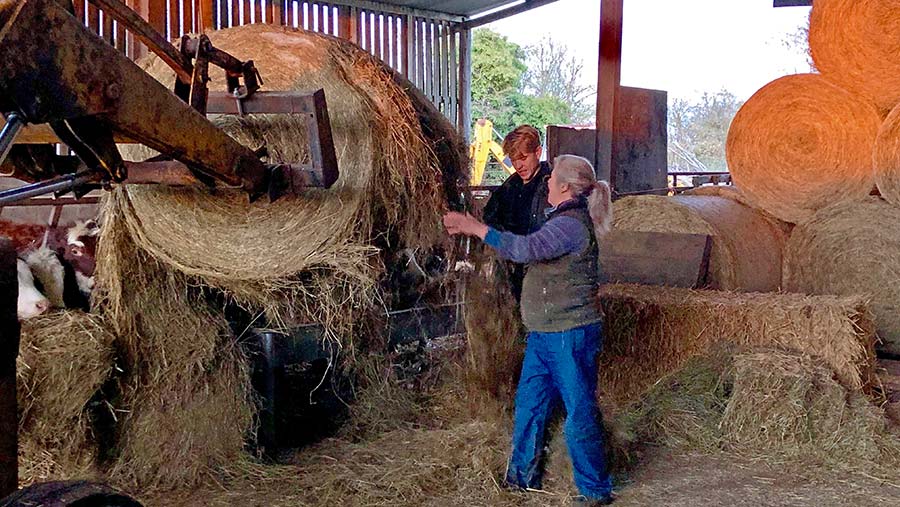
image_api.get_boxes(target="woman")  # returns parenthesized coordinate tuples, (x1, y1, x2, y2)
(444, 155, 614, 506)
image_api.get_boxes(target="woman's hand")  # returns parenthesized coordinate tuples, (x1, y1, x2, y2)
(443, 212, 489, 239)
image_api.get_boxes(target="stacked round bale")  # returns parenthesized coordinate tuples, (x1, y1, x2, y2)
(612, 186, 789, 292)
(709, 0, 900, 355)
(95, 24, 465, 489)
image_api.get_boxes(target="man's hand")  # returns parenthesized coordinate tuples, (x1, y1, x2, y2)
(443, 212, 489, 239)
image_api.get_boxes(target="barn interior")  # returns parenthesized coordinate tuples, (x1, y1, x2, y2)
(3, 1, 900, 506)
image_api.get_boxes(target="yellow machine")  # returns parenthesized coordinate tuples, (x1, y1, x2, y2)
(469, 118, 514, 186)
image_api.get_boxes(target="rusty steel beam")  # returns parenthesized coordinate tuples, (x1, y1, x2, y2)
(0, 238, 18, 498)
(0, 0, 269, 194)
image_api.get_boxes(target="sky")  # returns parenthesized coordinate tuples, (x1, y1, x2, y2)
(485, 0, 812, 102)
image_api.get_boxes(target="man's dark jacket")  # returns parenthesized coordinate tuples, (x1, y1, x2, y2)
(481, 161, 551, 300)
(482, 161, 551, 235)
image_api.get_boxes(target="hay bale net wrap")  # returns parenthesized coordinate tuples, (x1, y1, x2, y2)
(599, 283, 876, 403)
(872, 101, 900, 207)
(784, 196, 900, 355)
(725, 73, 880, 224)
(611, 194, 787, 292)
(16, 311, 117, 485)
(116, 24, 454, 319)
(809, 0, 900, 113)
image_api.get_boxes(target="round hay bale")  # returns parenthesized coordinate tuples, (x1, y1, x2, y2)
(784, 196, 900, 355)
(115, 24, 457, 309)
(612, 194, 788, 292)
(809, 0, 900, 113)
(725, 74, 880, 224)
(872, 101, 900, 206)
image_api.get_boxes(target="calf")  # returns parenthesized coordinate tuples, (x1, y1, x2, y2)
(16, 258, 50, 320)
(1, 218, 100, 319)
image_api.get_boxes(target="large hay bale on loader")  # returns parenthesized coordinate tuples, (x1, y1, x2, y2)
(725, 74, 880, 224)
(612, 193, 788, 291)
(97, 24, 465, 489)
(784, 196, 900, 355)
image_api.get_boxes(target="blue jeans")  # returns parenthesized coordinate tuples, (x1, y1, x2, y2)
(505, 322, 613, 499)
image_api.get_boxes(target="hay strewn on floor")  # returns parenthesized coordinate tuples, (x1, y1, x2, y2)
(611, 194, 788, 291)
(809, 0, 900, 113)
(16, 311, 116, 486)
(783, 196, 900, 355)
(599, 284, 876, 402)
(725, 73, 880, 224)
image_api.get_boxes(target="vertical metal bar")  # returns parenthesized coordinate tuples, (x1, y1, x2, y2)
(458, 26, 472, 139)
(406, 14, 414, 80)
(439, 21, 448, 112)
(87, 0, 101, 34)
(0, 238, 19, 498)
(425, 20, 435, 102)
(449, 22, 457, 123)
(167, 0, 177, 37)
(185, 0, 195, 32)
(595, 0, 623, 187)
(74, 0, 86, 22)
(199, 0, 214, 30)
(115, 18, 126, 52)
(387, 15, 394, 68)
(217, 0, 228, 29)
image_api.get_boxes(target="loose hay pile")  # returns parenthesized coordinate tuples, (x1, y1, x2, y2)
(611, 194, 788, 291)
(16, 311, 116, 485)
(462, 248, 525, 404)
(725, 74, 880, 224)
(599, 284, 876, 402)
(621, 349, 900, 472)
(809, 0, 900, 113)
(784, 196, 900, 356)
(91, 24, 464, 489)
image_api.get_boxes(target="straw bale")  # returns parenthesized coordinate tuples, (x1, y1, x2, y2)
(16, 311, 117, 485)
(872, 101, 900, 206)
(809, 0, 900, 113)
(720, 351, 891, 464)
(725, 74, 880, 223)
(612, 194, 788, 291)
(783, 196, 900, 355)
(618, 349, 900, 471)
(599, 284, 876, 403)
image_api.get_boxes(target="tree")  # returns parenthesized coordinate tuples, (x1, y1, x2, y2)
(522, 36, 594, 123)
(471, 29, 527, 132)
(470, 29, 584, 137)
(781, 21, 815, 73)
(668, 90, 744, 172)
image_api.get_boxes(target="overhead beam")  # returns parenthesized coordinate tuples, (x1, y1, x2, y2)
(460, 0, 561, 30)
(326, 0, 464, 22)
(595, 0, 623, 190)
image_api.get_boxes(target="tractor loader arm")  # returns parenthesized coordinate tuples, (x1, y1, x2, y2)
(0, 0, 338, 204)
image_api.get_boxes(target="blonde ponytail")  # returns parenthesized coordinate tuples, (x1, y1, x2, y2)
(553, 155, 614, 238)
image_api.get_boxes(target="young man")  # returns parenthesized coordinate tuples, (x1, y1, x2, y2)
(481, 125, 551, 300)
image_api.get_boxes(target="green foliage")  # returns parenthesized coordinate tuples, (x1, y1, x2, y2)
(471, 29, 586, 138)
(668, 90, 744, 172)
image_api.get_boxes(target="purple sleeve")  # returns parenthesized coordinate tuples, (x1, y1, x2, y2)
(484, 216, 588, 263)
